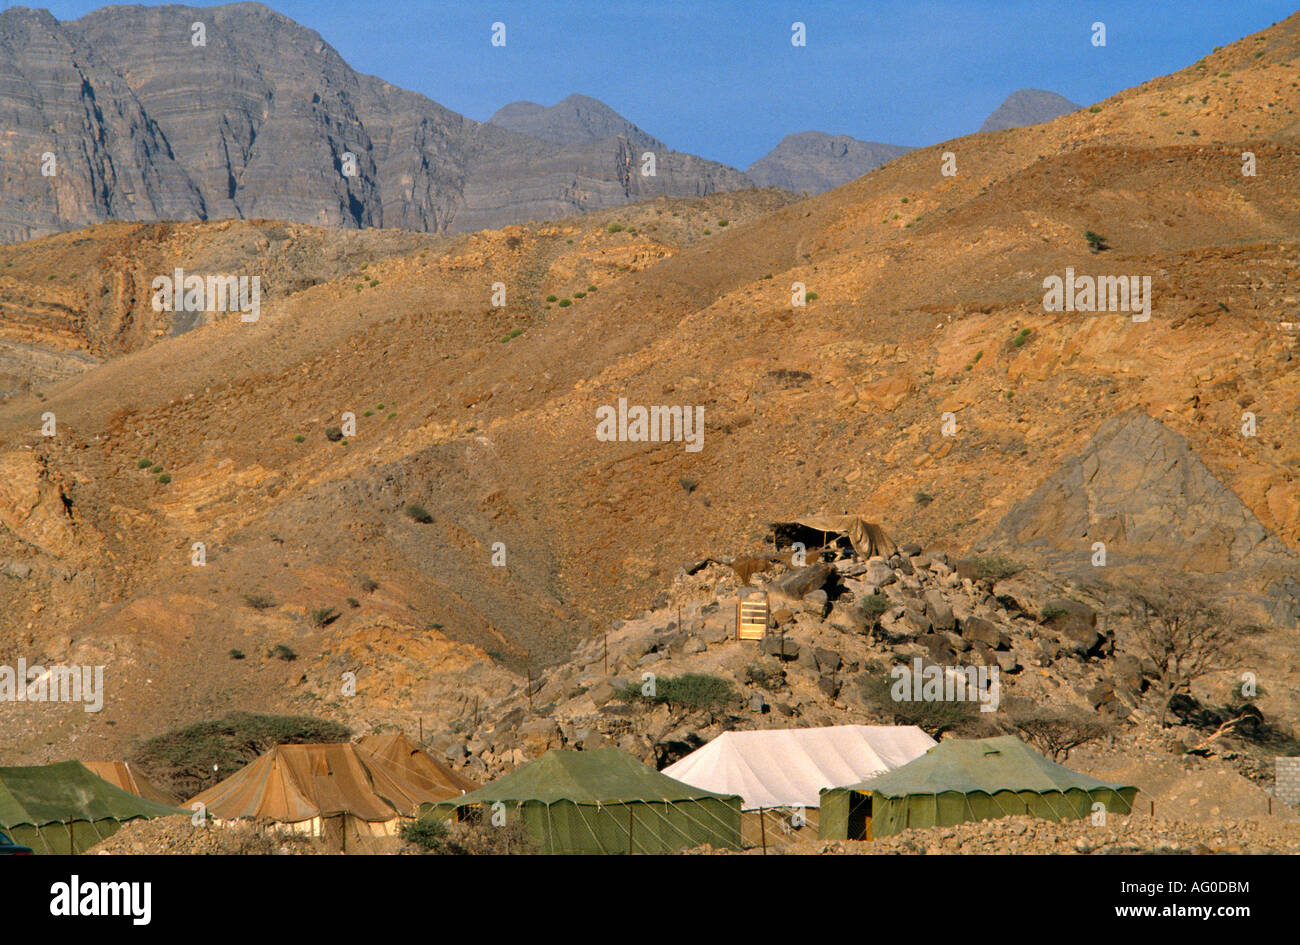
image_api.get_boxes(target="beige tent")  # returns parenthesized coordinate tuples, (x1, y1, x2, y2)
(188, 743, 453, 850)
(770, 516, 896, 559)
(83, 761, 180, 807)
(357, 732, 479, 798)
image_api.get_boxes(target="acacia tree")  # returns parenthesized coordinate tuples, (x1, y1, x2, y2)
(1120, 584, 1254, 728)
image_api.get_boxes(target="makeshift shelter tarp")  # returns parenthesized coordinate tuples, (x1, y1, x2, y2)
(819, 735, 1138, 840)
(84, 761, 181, 807)
(770, 516, 896, 558)
(189, 742, 451, 825)
(0, 761, 185, 854)
(663, 725, 936, 811)
(357, 732, 478, 800)
(425, 747, 743, 854)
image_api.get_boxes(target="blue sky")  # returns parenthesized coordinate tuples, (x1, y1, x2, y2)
(27, 0, 1300, 167)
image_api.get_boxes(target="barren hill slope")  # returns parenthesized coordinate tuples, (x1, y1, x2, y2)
(1, 14, 1299, 762)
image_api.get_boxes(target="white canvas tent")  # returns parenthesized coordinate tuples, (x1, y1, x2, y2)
(662, 725, 937, 810)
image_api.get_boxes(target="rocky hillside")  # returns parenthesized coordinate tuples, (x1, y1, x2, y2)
(0, 3, 753, 244)
(2, 11, 1300, 770)
(979, 89, 1083, 132)
(746, 132, 914, 195)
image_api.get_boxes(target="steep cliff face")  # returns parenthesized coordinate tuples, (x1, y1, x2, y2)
(0, 3, 754, 242)
(0, 9, 206, 242)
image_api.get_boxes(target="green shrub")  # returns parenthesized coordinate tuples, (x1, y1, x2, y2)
(558, 298, 572, 307)
(310, 607, 340, 628)
(617, 673, 737, 711)
(913, 490, 933, 507)
(293, 434, 306, 443)
(717, 219, 729, 227)
(546, 295, 557, 302)
(400, 818, 450, 851)
(587, 285, 597, 292)
(242, 593, 277, 611)
(157, 473, 172, 484)
(574, 291, 586, 299)
(1085, 230, 1109, 252)
(607, 222, 624, 233)
(859, 593, 892, 624)
(137, 457, 153, 469)
(805, 291, 819, 301)
(405, 504, 433, 524)
(228, 649, 245, 660)
(1012, 327, 1032, 347)
(270, 643, 297, 661)
(1089, 105, 1102, 113)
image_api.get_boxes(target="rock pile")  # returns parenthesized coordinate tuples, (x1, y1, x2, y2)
(436, 539, 1167, 782)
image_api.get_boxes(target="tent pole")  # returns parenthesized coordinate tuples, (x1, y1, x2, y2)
(759, 808, 767, 855)
(628, 807, 634, 856)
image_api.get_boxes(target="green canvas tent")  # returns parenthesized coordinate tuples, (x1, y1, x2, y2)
(819, 735, 1137, 840)
(0, 760, 186, 854)
(423, 748, 742, 854)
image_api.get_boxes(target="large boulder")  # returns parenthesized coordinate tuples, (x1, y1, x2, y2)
(960, 615, 1009, 650)
(767, 562, 835, 609)
(924, 589, 955, 631)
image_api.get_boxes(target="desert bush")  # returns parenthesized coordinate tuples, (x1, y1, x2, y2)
(404, 504, 433, 523)
(607, 222, 624, 233)
(858, 669, 980, 738)
(157, 473, 172, 484)
(403, 818, 536, 855)
(270, 644, 297, 661)
(310, 607, 340, 628)
(617, 673, 737, 712)
(243, 593, 277, 611)
(967, 553, 1022, 582)
(130, 712, 351, 798)
(137, 457, 153, 469)
(1007, 708, 1111, 761)
(859, 593, 892, 632)
(400, 818, 450, 851)
(558, 298, 572, 307)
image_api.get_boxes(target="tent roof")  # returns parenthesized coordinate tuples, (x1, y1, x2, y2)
(838, 736, 1137, 798)
(84, 761, 181, 807)
(772, 515, 896, 558)
(357, 732, 479, 797)
(663, 725, 936, 810)
(439, 748, 741, 807)
(0, 760, 184, 829)
(188, 743, 453, 823)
